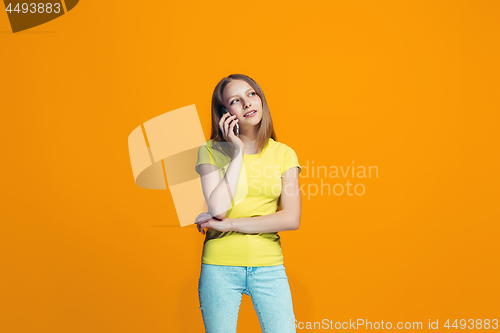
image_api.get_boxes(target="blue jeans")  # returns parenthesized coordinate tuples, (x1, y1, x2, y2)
(198, 263, 296, 333)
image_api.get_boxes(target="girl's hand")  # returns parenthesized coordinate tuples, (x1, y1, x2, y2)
(194, 212, 213, 235)
(219, 112, 245, 152)
(194, 212, 232, 235)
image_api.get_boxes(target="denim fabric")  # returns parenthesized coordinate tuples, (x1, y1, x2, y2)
(198, 264, 296, 333)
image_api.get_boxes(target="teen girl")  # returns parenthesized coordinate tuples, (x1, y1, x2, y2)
(194, 74, 301, 333)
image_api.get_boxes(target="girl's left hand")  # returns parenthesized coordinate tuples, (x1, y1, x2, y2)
(194, 212, 232, 235)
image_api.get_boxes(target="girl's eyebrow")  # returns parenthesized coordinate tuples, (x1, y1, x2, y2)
(227, 88, 253, 103)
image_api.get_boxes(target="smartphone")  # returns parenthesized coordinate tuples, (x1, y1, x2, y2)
(221, 106, 239, 137)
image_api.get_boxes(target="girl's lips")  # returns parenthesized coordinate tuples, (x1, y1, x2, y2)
(244, 110, 257, 117)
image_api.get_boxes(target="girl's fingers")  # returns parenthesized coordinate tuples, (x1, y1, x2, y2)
(221, 122, 228, 139)
(194, 212, 213, 235)
(198, 222, 207, 235)
(229, 119, 238, 134)
(219, 114, 229, 136)
(224, 117, 233, 136)
(198, 219, 209, 227)
(195, 212, 218, 234)
(219, 113, 229, 126)
(198, 223, 205, 235)
(226, 115, 236, 128)
(224, 115, 234, 126)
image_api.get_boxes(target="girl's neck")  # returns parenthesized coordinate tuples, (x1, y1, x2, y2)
(239, 126, 259, 142)
(239, 126, 260, 153)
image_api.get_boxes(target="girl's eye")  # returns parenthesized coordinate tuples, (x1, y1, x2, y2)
(230, 92, 255, 104)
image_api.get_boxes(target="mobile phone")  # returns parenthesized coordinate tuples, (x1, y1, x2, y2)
(221, 106, 239, 137)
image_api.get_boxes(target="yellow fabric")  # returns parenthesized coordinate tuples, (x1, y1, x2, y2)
(195, 138, 301, 266)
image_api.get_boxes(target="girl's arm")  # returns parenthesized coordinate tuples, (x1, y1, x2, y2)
(198, 149, 243, 220)
(230, 166, 301, 232)
(197, 166, 301, 233)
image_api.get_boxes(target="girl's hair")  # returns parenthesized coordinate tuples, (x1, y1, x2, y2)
(210, 74, 278, 156)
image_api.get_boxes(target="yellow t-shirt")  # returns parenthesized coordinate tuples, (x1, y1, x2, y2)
(195, 138, 301, 266)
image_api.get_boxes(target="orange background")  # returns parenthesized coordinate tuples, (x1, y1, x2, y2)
(1, 1, 499, 332)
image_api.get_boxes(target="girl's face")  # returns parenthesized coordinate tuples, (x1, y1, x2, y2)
(222, 80, 263, 127)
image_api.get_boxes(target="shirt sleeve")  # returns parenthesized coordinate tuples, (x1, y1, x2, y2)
(282, 145, 302, 175)
(195, 143, 216, 175)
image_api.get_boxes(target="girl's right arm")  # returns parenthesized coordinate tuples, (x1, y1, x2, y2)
(198, 150, 242, 220)
(198, 113, 245, 220)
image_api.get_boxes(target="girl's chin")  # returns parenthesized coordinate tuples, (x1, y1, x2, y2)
(240, 120, 262, 128)
(243, 116, 262, 122)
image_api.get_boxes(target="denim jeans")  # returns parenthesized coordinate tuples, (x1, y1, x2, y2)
(198, 263, 296, 333)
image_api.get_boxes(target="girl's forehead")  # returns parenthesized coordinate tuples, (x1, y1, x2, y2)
(225, 80, 252, 94)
